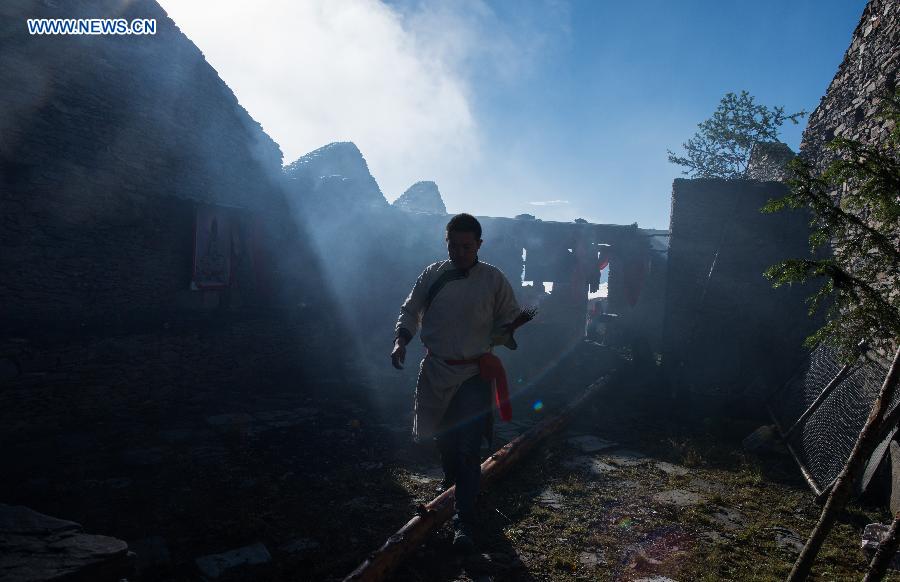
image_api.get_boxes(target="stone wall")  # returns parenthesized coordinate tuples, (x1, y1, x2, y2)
(799, 0, 898, 360)
(797, 0, 900, 504)
(283, 146, 655, 360)
(0, 312, 343, 446)
(662, 179, 818, 413)
(801, 0, 899, 164)
(0, 0, 338, 465)
(0, 0, 319, 334)
(0, 0, 662, 479)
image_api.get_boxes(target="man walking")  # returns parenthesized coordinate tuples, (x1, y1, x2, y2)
(391, 213, 521, 552)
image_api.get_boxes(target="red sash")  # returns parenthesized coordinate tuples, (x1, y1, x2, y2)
(444, 353, 512, 422)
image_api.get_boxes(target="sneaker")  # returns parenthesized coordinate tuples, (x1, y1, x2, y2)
(452, 522, 476, 553)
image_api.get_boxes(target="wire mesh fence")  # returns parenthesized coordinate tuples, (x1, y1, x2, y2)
(769, 343, 894, 495)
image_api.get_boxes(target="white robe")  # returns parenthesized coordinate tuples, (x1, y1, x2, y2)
(395, 260, 521, 440)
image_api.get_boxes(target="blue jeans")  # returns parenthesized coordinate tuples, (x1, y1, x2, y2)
(435, 375, 491, 525)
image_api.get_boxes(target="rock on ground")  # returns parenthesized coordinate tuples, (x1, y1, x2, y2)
(771, 527, 804, 555)
(861, 523, 900, 568)
(0, 504, 132, 582)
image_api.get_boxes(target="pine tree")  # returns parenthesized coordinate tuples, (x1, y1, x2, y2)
(763, 92, 900, 358)
(668, 90, 806, 179)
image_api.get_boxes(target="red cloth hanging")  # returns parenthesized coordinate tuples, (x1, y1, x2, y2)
(597, 246, 611, 272)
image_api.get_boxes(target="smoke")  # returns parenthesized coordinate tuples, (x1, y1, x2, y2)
(157, 0, 479, 200)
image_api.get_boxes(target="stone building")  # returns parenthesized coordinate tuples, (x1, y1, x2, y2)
(0, 1, 670, 576)
(770, 0, 900, 503)
(660, 0, 900, 415)
(1, 0, 315, 330)
(801, 0, 900, 166)
(661, 179, 816, 414)
(0, 0, 339, 500)
(392, 181, 448, 215)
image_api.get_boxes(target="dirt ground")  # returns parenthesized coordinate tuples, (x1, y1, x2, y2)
(391, 361, 898, 582)
(4, 340, 897, 581)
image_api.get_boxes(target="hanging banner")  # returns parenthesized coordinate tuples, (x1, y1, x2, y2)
(192, 205, 232, 289)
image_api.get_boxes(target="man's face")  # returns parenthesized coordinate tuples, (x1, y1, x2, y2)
(447, 230, 482, 270)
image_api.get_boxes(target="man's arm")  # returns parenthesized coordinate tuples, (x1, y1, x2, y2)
(494, 270, 522, 326)
(392, 269, 429, 369)
(489, 271, 524, 350)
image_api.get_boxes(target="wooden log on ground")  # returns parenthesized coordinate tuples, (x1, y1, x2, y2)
(343, 376, 611, 582)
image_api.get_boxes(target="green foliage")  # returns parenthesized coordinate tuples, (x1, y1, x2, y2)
(763, 93, 900, 357)
(668, 91, 806, 179)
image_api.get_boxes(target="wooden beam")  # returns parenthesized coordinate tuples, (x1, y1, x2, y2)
(343, 376, 611, 582)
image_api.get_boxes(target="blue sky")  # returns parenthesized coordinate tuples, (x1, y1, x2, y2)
(162, 0, 867, 229)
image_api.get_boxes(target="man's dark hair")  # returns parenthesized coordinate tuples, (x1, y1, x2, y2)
(446, 213, 482, 240)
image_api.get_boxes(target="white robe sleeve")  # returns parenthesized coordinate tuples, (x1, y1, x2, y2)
(494, 270, 521, 327)
(395, 268, 429, 341)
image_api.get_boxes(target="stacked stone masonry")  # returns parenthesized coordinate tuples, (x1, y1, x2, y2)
(801, 0, 900, 165)
(0, 0, 311, 332)
(662, 179, 818, 412)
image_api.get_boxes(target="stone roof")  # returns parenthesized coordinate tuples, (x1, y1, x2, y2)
(392, 181, 447, 214)
(284, 142, 388, 209)
(746, 141, 795, 182)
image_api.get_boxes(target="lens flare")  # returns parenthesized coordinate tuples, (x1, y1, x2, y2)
(532, 400, 544, 411)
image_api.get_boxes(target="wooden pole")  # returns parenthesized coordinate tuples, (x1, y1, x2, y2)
(787, 345, 900, 582)
(784, 360, 856, 439)
(862, 512, 900, 582)
(343, 377, 611, 582)
(767, 402, 824, 496)
(783, 340, 866, 439)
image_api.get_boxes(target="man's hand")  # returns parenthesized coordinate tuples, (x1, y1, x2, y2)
(391, 338, 407, 369)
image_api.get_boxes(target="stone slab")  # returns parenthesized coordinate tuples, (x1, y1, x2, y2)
(709, 505, 747, 531)
(652, 489, 705, 507)
(655, 461, 691, 476)
(0, 504, 131, 582)
(536, 488, 566, 509)
(562, 455, 618, 476)
(578, 549, 606, 567)
(604, 450, 650, 467)
(771, 527, 804, 554)
(861, 522, 900, 568)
